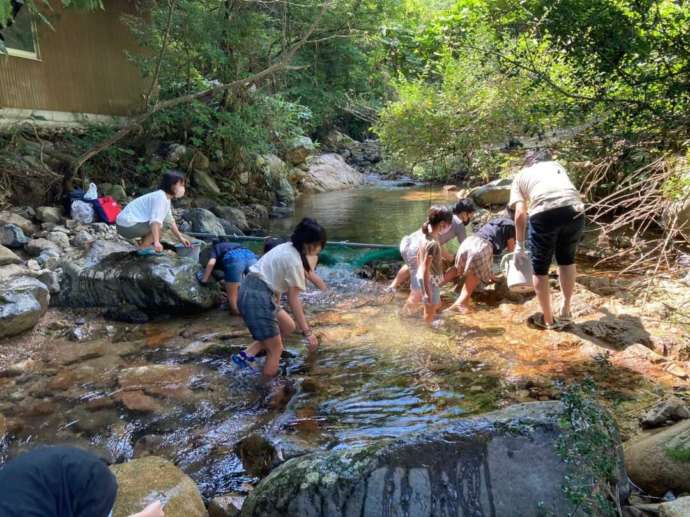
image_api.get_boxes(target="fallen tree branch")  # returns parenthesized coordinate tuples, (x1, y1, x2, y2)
(73, 1, 331, 174)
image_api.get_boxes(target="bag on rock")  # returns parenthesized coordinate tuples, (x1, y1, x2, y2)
(90, 196, 122, 224)
(84, 182, 98, 201)
(71, 200, 96, 224)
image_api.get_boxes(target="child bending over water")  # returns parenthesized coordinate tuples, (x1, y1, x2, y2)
(233, 219, 326, 379)
(403, 206, 452, 320)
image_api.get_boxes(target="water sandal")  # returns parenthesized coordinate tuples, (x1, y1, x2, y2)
(136, 247, 164, 257)
(231, 351, 256, 369)
(527, 313, 561, 331)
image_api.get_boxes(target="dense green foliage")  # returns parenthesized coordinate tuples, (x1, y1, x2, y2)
(376, 0, 690, 184)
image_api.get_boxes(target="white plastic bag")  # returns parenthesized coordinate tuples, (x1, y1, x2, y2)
(71, 200, 96, 224)
(83, 182, 98, 201)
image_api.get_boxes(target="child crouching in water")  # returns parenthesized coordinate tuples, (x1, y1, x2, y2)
(404, 206, 452, 323)
(232, 218, 326, 380)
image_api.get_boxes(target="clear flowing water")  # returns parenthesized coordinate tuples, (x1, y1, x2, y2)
(269, 181, 460, 244)
(0, 183, 671, 500)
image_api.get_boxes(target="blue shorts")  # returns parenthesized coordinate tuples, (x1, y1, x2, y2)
(528, 205, 585, 276)
(238, 274, 280, 341)
(222, 248, 258, 283)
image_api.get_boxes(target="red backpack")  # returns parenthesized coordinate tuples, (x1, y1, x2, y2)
(90, 196, 122, 224)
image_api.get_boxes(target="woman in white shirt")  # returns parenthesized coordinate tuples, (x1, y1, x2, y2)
(116, 170, 191, 255)
(233, 218, 326, 379)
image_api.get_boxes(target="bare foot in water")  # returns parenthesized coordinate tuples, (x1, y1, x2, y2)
(445, 304, 472, 314)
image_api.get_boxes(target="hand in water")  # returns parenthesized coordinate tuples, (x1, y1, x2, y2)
(130, 500, 164, 517)
(306, 333, 319, 352)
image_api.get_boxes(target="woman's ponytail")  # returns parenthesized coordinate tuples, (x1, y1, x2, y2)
(422, 205, 453, 236)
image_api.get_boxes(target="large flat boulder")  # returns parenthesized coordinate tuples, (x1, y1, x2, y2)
(625, 419, 690, 496)
(470, 179, 512, 208)
(241, 401, 628, 517)
(58, 252, 218, 313)
(301, 154, 365, 193)
(110, 456, 207, 517)
(0, 276, 49, 339)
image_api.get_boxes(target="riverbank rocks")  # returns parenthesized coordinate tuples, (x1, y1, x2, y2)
(25, 238, 61, 258)
(659, 497, 690, 517)
(212, 207, 250, 232)
(118, 364, 195, 400)
(0, 276, 49, 338)
(110, 456, 207, 517)
(0, 244, 22, 266)
(0, 211, 37, 235)
(285, 136, 315, 165)
(36, 206, 63, 224)
(301, 154, 365, 193)
(640, 397, 690, 429)
(625, 419, 690, 496)
(0, 224, 29, 248)
(58, 252, 218, 312)
(84, 239, 137, 267)
(240, 401, 628, 517)
(193, 169, 221, 196)
(470, 179, 512, 208)
(182, 208, 225, 236)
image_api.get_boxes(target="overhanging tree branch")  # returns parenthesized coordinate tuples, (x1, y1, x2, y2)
(73, 0, 331, 173)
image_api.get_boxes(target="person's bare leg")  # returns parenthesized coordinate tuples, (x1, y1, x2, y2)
(534, 274, 554, 325)
(390, 264, 411, 289)
(443, 266, 459, 285)
(260, 335, 284, 379)
(448, 273, 479, 312)
(245, 340, 263, 357)
(558, 264, 576, 316)
(226, 283, 240, 315)
(139, 230, 155, 250)
(403, 289, 422, 315)
(201, 258, 217, 283)
(277, 309, 296, 339)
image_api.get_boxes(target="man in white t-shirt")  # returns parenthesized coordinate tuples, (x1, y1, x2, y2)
(509, 149, 585, 330)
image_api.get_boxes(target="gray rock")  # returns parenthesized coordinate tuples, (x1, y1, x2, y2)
(285, 136, 315, 165)
(182, 208, 225, 236)
(241, 402, 628, 517)
(275, 176, 296, 205)
(193, 169, 221, 196)
(258, 154, 288, 181)
(0, 224, 29, 249)
(165, 143, 187, 163)
(83, 239, 137, 267)
(25, 238, 62, 257)
(37, 249, 61, 269)
(218, 219, 243, 237)
(0, 276, 50, 338)
(470, 179, 513, 208)
(36, 206, 63, 224)
(58, 252, 218, 312)
(109, 185, 128, 204)
(46, 231, 71, 250)
(641, 397, 690, 429)
(209, 494, 245, 517)
(301, 154, 366, 193)
(270, 206, 294, 219)
(37, 270, 61, 294)
(72, 230, 94, 249)
(243, 204, 270, 226)
(659, 496, 690, 517)
(0, 245, 22, 266)
(212, 207, 250, 232)
(0, 211, 37, 236)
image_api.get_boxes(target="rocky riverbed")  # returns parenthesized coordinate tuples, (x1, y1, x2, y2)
(2, 155, 690, 515)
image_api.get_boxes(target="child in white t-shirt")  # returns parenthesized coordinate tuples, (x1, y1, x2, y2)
(233, 218, 326, 380)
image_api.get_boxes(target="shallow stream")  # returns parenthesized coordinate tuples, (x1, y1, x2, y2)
(0, 182, 683, 499)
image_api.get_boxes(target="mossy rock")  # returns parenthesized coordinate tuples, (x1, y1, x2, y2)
(241, 401, 628, 517)
(110, 456, 207, 517)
